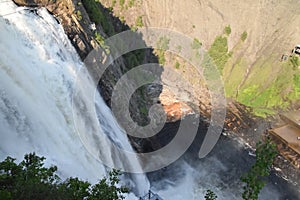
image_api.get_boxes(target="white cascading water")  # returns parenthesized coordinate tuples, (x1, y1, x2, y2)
(0, 1, 149, 198)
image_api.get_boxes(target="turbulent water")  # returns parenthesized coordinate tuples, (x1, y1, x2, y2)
(0, 1, 149, 198)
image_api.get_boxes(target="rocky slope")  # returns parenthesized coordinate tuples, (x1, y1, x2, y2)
(100, 0, 300, 117)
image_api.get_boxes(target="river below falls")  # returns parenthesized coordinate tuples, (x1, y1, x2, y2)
(147, 120, 300, 200)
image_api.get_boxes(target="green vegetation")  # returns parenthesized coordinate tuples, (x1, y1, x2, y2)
(0, 153, 128, 200)
(156, 36, 170, 65)
(241, 31, 248, 41)
(208, 35, 232, 73)
(123, 49, 145, 69)
(290, 55, 300, 69)
(156, 36, 170, 51)
(75, 10, 82, 21)
(174, 61, 180, 69)
(204, 139, 277, 200)
(135, 16, 144, 27)
(140, 106, 147, 115)
(82, 0, 115, 35)
(191, 38, 202, 49)
(205, 190, 217, 200)
(241, 139, 278, 200)
(224, 25, 231, 35)
(95, 32, 110, 54)
(130, 26, 138, 32)
(293, 74, 300, 97)
(112, 0, 117, 7)
(231, 56, 300, 117)
(119, 0, 125, 8)
(120, 15, 125, 23)
(157, 51, 166, 65)
(128, 0, 135, 7)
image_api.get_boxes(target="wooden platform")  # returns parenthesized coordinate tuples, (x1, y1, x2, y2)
(268, 111, 300, 167)
(269, 124, 300, 154)
(280, 110, 300, 130)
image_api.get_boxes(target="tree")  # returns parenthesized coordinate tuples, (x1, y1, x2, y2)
(240, 139, 278, 200)
(0, 153, 128, 200)
(205, 189, 217, 200)
(88, 169, 129, 200)
(59, 177, 91, 200)
(224, 25, 231, 36)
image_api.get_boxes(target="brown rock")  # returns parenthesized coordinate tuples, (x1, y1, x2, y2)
(163, 102, 193, 122)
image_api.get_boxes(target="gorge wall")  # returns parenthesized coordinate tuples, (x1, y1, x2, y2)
(13, 0, 300, 148)
(105, 0, 300, 115)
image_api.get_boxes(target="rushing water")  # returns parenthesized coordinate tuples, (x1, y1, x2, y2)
(0, 1, 149, 198)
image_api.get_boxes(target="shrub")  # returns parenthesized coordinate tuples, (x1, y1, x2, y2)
(119, 0, 125, 8)
(135, 16, 144, 27)
(290, 55, 300, 69)
(156, 36, 170, 65)
(241, 31, 248, 41)
(128, 0, 135, 7)
(205, 190, 217, 200)
(112, 0, 117, 7)
(208, 35, 231, 73)
(175, 61, 180, 69)
(95, 32, 110, 54)
(224, 25, 231, 35)
(75, 10, 82, 20)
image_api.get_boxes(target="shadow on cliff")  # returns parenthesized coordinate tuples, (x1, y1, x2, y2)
(86, 1, 214, 155)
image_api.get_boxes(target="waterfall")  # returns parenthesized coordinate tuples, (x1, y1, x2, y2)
(0, 1, 149, 197)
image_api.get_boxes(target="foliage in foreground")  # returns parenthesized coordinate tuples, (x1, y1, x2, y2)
(240, 139, 278, 200)
(0, 153, 128, 200)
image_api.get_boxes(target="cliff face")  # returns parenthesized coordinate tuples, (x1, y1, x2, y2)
(100, 0, 300, 118)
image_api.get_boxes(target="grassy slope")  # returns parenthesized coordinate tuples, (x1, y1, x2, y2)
(222, 41, 300, 117)
(206, 28, 299, 118)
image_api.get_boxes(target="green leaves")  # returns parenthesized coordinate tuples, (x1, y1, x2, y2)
(89, 169, 128, 200)
(0, 153, 129, 200)
(205, 190, 217, 200)
(224, 25, 231, 36)
(241, 139, 278, 200)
